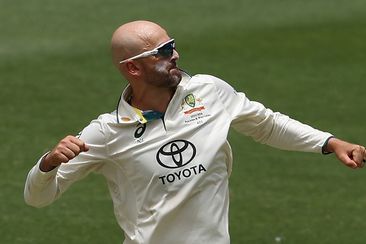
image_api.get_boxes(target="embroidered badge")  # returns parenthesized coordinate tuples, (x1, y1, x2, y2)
(181, 93, 211, 125)
(184, 94, 196, 108)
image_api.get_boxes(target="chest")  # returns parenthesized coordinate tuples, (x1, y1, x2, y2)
(107, 88, 231, 190)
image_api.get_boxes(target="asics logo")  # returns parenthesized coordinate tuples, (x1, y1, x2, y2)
(134, 123, 146, 138)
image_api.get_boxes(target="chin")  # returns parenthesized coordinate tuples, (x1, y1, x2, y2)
(170, 68, 182, 82)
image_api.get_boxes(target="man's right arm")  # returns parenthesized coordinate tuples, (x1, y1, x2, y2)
(24, 136, 89, 207)
(24, 118, 108, 208)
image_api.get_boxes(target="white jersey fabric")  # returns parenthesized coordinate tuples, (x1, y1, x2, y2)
(24, 71, 332, 244)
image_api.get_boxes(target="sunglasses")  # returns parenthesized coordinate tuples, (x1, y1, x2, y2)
(119, 39, 175, 64)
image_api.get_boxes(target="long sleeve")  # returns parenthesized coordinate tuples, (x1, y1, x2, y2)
(24, 117, 109, 208)
(209, 75, 332, 153)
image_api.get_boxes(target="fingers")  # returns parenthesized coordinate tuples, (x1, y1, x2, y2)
(344, 145, 365, 169)
(332, 140, 365, 169)
(68, 136, 89, 152)
(339, 154, 358, 169)
(353, 145, 366, 168)
(44, 135, 89, 167)
(360, 145, 366, 165)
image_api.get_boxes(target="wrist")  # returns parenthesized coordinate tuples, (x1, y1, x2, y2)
(39, 153, 58, 172)
(322, 136, 337, 154)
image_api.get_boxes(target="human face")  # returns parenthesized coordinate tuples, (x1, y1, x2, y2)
(138, 39, 182, 88)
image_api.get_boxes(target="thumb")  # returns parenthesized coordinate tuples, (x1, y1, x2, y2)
(81, 143, 89, 152)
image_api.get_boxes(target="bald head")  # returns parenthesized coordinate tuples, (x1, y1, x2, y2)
(111, 20, 170, 68)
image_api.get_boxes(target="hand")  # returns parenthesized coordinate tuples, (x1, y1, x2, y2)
(326, 137, 366, 169)
(40, 135, 89, 172)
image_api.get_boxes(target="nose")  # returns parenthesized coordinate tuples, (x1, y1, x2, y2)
(171, 49, 179, 61)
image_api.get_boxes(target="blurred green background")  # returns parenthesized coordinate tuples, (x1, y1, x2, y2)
(1, 0, 365, 243)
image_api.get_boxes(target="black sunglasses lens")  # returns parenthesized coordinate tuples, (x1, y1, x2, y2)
(157, 42, 174, 57)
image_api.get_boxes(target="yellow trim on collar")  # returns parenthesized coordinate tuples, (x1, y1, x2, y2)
(132, 107, 148, 124)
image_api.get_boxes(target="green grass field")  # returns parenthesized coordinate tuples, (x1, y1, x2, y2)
(1, 0, 366, 243)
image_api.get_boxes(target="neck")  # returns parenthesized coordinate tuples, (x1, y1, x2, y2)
(130, 85, 176, 113)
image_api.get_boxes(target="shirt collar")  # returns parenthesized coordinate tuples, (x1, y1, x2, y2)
(116, 70, 191, 124)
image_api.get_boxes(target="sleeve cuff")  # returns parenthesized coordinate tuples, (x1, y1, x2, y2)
(321, 136, 335, 155)
(33, 153, 59, 182)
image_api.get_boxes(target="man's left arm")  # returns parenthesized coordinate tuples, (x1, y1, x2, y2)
(208, 75, 366, 169)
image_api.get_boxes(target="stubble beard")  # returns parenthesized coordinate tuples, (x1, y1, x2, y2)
(154, 62, 182, 88)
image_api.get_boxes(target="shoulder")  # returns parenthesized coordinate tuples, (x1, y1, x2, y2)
(189, 74, 237, 96)
(179, 70, 232, 89)
(95, 111, 118, 124)
(84, 111, 118, 129)
(191, 74, 234, 89)
(190, 74, 225, 85)
(78, 111, 118, 139)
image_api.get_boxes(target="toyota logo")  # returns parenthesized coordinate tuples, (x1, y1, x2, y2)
(156, 140, 196, 169)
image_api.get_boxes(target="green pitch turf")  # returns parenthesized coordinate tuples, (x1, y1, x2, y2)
(1, 0, 365, 243)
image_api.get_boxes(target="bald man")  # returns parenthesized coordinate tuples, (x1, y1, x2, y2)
(25, 20, 366, 243)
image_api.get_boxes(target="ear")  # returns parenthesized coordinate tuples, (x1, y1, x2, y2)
(125, 61, 141, 76)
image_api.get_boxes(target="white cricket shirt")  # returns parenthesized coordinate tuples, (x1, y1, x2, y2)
(24, 71, 332, 243)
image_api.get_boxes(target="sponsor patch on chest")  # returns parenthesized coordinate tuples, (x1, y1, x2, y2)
(156, 139, 207, 185)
